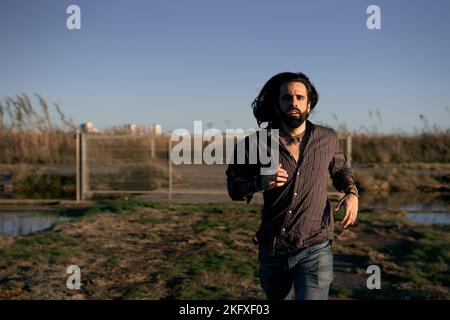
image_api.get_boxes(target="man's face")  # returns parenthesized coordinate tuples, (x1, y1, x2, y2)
(277, 81, 311, 129)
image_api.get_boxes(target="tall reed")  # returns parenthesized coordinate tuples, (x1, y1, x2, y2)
(0, 93, 76, 164)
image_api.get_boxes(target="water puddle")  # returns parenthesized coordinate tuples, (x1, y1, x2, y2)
(361, 192, 450, 224)
(0, 211, 66, 237)
(404, 212, 450, 224)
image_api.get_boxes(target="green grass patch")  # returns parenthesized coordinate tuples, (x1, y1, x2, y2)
(51, 198, 262, 220)
(12, 172, 75, 199)
(161, 250, 259, 299)
(0, 234, 79, 267)
(180, 251, 256, 278)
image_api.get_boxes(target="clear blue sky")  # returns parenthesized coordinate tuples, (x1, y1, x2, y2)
(1, 0, 449, 134)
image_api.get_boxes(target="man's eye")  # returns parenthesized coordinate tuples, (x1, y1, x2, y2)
(297, 95, 304, 100)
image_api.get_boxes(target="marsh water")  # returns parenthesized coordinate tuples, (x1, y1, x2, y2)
(361, 192, 450, 224)
(0, 211, 67, 237)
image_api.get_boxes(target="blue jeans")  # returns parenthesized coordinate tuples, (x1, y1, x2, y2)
(258, 240, 333, 300)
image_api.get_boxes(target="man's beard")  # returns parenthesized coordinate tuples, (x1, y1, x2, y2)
(279, 108, 309, 129)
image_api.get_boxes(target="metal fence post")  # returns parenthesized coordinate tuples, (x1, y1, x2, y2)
(80, 133, 88, 201)
(168, 138, 172, 200)
(151, 136, 155, 159)
(76, 130, 81, 202)
(346, 134, 352, 166)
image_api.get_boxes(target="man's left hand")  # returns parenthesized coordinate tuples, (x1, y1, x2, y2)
(334, 193, 359, 228)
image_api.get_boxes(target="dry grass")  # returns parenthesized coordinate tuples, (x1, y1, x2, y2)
(2, 94, 449, 167)
(0, 94, 170, 166)
(0, 94, 172, 194)
(353, 163, 450, 193)
(0, 94, 76, 165)
(351, 131, 450, 164)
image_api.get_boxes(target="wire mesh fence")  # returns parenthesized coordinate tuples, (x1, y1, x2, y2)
(79, 133, 170, 199)
(0, 130, 351, 202)
(77, 132, 352, 201)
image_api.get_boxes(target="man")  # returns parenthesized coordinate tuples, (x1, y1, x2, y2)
(226, 72, 359, 300)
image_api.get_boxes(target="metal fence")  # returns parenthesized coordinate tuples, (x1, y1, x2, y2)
(75, 132, 352, 202)
(76, 132, 170, 201)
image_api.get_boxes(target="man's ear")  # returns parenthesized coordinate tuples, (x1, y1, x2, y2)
(307, 102, 311, 113)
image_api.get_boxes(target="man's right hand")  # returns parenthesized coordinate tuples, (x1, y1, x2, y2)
(261, 164, 289, 190)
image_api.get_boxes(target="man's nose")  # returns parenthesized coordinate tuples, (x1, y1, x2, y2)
(290, 96, 299, 106)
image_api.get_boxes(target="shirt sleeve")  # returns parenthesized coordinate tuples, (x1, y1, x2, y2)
(225, 135, 261, 203)
(328, 132, 356, 193)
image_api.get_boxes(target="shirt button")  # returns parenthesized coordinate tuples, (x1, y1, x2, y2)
(297, 172, 300, 176)
(294, 192, 298, 196)
(282, 228, 286, 232)
(288, 210, 292, 214)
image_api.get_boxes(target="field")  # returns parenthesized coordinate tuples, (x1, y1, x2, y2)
(0, 199, 448, 300)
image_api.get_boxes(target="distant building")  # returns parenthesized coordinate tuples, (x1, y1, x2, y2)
(127, 124, 137, 134)
(80, 122, 102, 133)
(152, 124, 162, 136)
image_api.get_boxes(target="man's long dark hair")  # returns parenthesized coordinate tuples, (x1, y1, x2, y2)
(251, 72, 319, 128)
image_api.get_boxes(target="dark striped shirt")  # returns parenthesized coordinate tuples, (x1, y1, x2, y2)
(226, 120, 356, 255)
